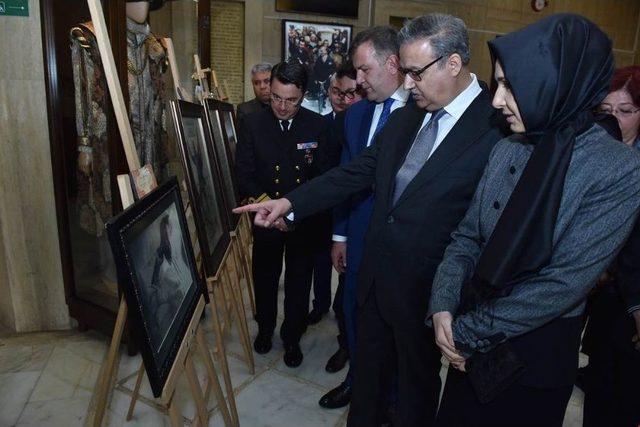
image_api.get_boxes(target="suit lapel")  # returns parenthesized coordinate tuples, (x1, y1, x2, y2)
(390, 90, 494, 211)
(357, 102, 376, 151)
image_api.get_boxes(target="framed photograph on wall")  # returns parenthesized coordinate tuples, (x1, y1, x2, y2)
(282, 19, 352, 115)
(105, 177, 203, 398)
(169, 100, 230, 277)
(203, 99, 242, 231)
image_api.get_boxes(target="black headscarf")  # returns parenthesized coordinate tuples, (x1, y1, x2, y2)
(461, 14, 614, 309)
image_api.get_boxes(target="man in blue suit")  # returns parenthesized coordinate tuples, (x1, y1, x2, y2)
(319, 26, 410, 410)
(309, 62, 362, 330)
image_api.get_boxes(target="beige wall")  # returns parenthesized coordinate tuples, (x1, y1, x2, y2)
(225, 0, 640, 96)
(376, 0, 640, 83)
(0, 0, 70, 332)
(212, 1, 245, 104)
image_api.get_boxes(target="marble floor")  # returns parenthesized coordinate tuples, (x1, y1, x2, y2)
(0, 273, 586, 426)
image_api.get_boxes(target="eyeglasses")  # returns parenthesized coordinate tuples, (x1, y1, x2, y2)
(270, 93, 301, 107)
(330, 87, 358, 100)
(398, 56, 444, 82)
(598, 106, 640, 117)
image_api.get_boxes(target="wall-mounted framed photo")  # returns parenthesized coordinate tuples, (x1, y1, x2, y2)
(203, 99, 241, 231)
(105, 177, 203, 397)
(169, 100, 230, 276)
(282, 19, 352, 115)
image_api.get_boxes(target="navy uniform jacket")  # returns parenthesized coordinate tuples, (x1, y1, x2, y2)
(235, 106, 329, 205)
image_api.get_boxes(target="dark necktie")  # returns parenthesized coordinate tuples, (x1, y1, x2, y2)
(281, 120, 290, 133)
(392, 109, 447, 205)
(373, 97, 395, 138)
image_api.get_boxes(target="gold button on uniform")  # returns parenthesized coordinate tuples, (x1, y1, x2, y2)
(275, 165, 280, 171)
(274, 178, 279, 184)
(275, 192, 280, 197)
(295, 165, 300, 170)
(296, 178, 301, 184)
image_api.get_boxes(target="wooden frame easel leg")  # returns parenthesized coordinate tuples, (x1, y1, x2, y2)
(223, 265, 255, 374)
(87, 297, 127, 427)
(184, 354, 209, 427)
(195, 327, 236, 426)
(205, 287, 240, 426)
(126, 362, 145, 421)
(231, 234, 256, 317)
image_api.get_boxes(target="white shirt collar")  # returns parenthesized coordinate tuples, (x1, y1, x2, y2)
(441, 73, 482, 120)
(389, 85, 410, 104)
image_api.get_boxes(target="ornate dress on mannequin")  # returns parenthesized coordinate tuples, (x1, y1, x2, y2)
(70, 17, 169, 236)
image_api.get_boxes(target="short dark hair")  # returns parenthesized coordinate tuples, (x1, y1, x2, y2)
(270, 61, 309, 93)
(349, 26, 399, 64)
(335, 61, 357, 81)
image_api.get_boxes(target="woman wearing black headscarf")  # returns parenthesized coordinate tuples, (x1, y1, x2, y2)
(427, 14, 640, 426)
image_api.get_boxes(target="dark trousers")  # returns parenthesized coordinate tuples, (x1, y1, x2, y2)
(333, 273, 348, 350)
(311, 244, 333, 313)
(437, 367, 573, 427)
(583, 290, 640, 427)
(251, 227, 314, 345)
(347, 288, 442, 427)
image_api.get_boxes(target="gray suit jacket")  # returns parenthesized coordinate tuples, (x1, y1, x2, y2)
(428, 124, 640, 356)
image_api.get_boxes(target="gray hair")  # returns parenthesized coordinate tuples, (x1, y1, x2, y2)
(251, 63, 272, 75)
(398, 13, 470, 66)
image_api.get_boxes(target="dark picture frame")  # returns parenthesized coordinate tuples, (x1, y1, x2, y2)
(203, 99, 241, 231)
(170, 100, 230, 277)
(282, 19, 352, 115)
(105, 177, 203, 397)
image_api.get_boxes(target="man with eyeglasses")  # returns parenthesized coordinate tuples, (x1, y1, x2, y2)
(235, 14, 503, 426)
(235, 61, 329, 368)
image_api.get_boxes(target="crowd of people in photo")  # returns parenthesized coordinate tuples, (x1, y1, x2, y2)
(234, 12, 640, 427)
(286, 24, 350, 109)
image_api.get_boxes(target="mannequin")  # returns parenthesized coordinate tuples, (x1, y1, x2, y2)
(70, 0, 169, 238)
(69, 0, 169, 293)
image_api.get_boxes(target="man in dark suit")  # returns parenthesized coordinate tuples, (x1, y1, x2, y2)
(236, 63, 272, 124)
(320, 27, 411, 412)
(309, 62, 362, 328)
(235, 61, 328, 368)
(235, 14, 503, 426)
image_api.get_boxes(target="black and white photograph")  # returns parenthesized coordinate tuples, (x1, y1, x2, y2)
(105, 177, 203, 398)
(204, 99, 242, 230)
(282, 19, 352, 115)
(170, 100, 230, 276)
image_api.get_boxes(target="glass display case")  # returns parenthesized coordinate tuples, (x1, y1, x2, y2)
(41, 0, 211, 345)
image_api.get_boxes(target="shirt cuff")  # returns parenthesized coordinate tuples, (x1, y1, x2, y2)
(332, 234, 347, 242)
(286, 212, 294, 221)
(628, 304, 640, 315)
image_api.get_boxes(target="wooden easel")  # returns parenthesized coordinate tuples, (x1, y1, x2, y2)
(84, 1, 236, 425)
(163, 37, 192, 102)
(193, 55, 256, 319)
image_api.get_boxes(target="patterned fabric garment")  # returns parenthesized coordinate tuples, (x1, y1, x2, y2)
(70, 20, 169, 236)
(126, 17, 169, 179)
(70, 24, 112, 236)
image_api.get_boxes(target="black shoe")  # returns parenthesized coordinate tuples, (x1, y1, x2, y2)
(253, 333, 272, 354)
(307, 308, 328, 325)
(283, 343, 303, 367)
(319, 382, 351, 409)
(325, 348, 349, 373)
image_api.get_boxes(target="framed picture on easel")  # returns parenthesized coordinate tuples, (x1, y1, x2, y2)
(170, 100, 230, 276)
(203, 99, 241, 230)
(105, 177, 203, 398)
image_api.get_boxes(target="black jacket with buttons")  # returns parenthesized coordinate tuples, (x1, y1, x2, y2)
(235, 107, 330, 202)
